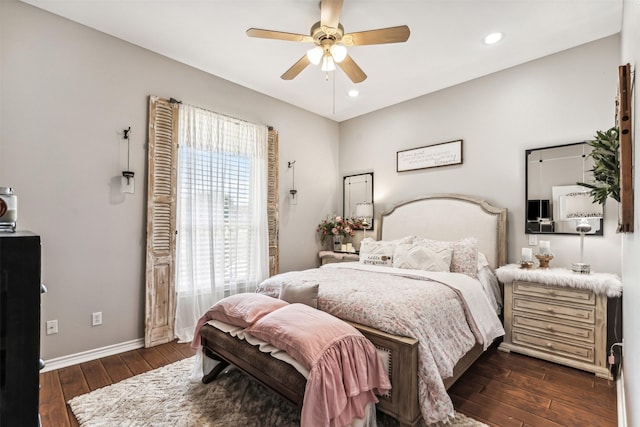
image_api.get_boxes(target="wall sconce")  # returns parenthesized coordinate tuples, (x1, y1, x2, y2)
(121, 127, 135, 194)
(288, 160, 297, 205)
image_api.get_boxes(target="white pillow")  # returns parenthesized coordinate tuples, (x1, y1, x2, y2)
(359, 237, 412, 267)
(393, 243, 453, 272)
(413, 237, 479, 277)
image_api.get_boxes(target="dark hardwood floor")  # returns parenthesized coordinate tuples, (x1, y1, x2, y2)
(39, 342, 616, 427)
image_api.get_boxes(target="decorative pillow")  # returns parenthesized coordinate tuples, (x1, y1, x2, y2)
(279, 283, 319, 309)
(359, 238, 396, 266)
(358, 236, 413, 267)
(360, 252, 394, 267)
(207, 293, 288, 328)
(413, 237, 479, 277)
(392, 243, 453, 272)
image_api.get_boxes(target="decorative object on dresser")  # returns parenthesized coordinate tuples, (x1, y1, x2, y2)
(0, 187, 17, 232)
(573, 217, 593, 274)
(0, 232, 42, 426)
(319, 250, 359, 265)
(520, 247, 534, 269)
(316, 215, 363, 251)
(535, 239, 553, 269)
(495, 264, 622, 379)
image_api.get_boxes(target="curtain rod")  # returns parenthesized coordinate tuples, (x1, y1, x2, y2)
(169, 97, 272, 130)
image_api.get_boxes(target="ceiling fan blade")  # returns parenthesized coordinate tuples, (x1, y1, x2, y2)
(342, 25, 410, 46)
(246, 28, 313, 43)
(320, 0, 343, 29)
(281, 55, 311, 80)
(338, 55, 367, 83)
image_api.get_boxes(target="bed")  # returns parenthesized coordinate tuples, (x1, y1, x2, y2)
(197, 194, 507, 426)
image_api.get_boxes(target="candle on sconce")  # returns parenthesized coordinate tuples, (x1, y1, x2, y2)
(521, 247, 533, 262)
(539, 240, 551, 255)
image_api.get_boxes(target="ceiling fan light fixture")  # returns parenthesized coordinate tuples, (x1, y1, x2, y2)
(321, 55, 336, 71)
(306, 46, 323, 65)
(330, 44, 347, 63)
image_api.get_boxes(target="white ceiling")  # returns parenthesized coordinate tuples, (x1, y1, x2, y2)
(20, 0, 623, 122)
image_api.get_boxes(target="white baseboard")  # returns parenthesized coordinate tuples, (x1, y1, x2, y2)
(41, 338, 145, 373)
(618, 367, 627, 427)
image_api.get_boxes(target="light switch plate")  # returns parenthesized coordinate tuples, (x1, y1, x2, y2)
(528, 235, 538, 245)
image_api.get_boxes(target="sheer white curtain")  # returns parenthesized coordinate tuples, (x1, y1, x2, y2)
(174, 104, 269, 342)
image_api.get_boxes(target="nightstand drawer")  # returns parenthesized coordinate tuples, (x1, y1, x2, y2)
(514, 281, 595, 305)
(513, 297, 595, 324)
(512, 314, 595, 344)
(512, 330, 595, 363)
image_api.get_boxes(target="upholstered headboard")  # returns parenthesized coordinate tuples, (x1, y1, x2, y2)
(379, 194, 507, 269)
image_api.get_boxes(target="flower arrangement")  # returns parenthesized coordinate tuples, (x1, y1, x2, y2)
(316, 215, 364, 241)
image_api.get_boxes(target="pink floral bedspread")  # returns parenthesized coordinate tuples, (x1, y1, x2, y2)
(256, 264, 501, 425)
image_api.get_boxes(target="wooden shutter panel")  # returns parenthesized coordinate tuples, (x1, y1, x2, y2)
(145, 96, 178, 347)
(267, 128, 279, 276)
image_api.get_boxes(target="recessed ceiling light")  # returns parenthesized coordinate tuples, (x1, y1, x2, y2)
(348, 89, 359, 97)
(484, 32, 503, 45)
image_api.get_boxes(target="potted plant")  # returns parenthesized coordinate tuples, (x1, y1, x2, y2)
(577, 126, 620, 204)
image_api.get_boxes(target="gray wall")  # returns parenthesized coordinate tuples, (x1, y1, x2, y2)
(339, 35, 622, 275)
(621, 1, 639, 425)
(0, 0, 339, 359)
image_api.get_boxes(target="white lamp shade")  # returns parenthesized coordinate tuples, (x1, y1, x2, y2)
(561, 191, 603, 220)
(355, 202, 373, 219)
(330, 44, 347, 63)
(306, 46, 323, 65)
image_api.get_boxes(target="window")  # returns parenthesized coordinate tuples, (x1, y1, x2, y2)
(145, 97, 279, 346)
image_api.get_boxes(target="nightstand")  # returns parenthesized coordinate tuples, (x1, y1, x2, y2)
(319, 250, 359, 265)
(495, 265, 622, 379)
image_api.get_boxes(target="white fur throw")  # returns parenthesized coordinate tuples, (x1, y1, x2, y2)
(495, 264, 622, 297)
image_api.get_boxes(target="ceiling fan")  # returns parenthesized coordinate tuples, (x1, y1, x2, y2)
(246, 0, 410, 83)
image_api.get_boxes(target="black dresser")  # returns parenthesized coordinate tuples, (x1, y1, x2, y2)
(0, 232, 41, 426)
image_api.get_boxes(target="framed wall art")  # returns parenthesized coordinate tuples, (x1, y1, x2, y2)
(397, 139, 463, 172)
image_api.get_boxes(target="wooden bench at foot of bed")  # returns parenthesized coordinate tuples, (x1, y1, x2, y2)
(200, 321, 423, 427)
(200, 321, 485, 427)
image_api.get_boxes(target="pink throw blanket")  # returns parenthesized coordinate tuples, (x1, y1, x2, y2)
(245, 303, 391, 427)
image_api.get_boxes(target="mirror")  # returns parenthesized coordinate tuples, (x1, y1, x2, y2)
(526, 142, 603, 235)
(343, 172, 374, 230)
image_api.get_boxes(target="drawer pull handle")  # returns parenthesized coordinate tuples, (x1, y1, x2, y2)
(548, 291, 556, 296)
(547, 326, 554, 331)
(546, 343, 553, 348)
(546, 308, 555, 313)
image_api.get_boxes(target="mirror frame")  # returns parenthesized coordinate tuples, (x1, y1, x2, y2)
(525, 142, 603, 236)
(343, 172, 374, 230)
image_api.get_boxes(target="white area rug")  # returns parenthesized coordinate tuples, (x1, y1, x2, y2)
(68, 357, 487, 427)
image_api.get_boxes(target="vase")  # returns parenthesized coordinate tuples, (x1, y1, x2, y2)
(332, 235, 345, 252)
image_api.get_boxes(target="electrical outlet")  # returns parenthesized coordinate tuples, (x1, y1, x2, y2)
(528, 235, 538, 245)
(46, 320, 58, 335)
(92, 311, 103, 326)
